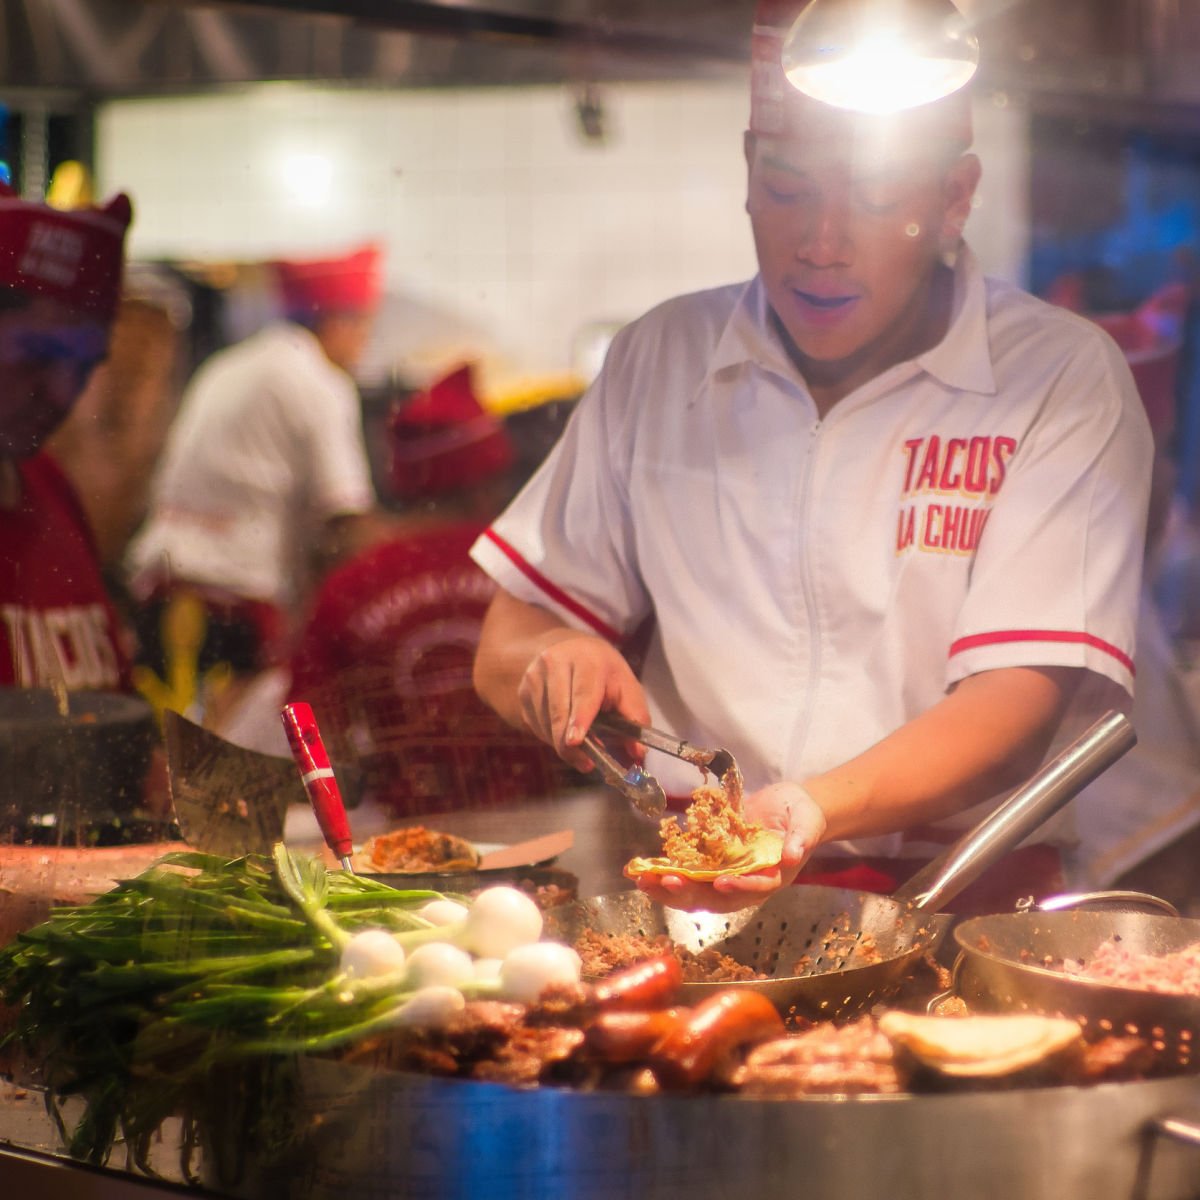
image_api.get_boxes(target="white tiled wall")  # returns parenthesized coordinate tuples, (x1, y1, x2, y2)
(96, 79, 1029, 381)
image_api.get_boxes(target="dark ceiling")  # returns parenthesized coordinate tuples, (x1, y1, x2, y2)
(5, 0, 1200, 123)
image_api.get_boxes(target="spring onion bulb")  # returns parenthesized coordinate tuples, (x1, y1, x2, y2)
(472, 957, 503, 981)
(418, 898, 470, 926)
(340, 928, 406, 979)
(461, 886, 544, 959)
(393, 985, 466, 1029)
(499, 941, 582, 1003)
(403, 942, 475, 990)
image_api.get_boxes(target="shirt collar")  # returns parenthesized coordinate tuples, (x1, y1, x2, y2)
(914, 245, 997, 396)
(702, 244, 997, 400)
(702, 276, 797, 397)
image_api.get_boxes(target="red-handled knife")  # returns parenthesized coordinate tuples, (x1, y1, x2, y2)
(281, 702, 355, 872)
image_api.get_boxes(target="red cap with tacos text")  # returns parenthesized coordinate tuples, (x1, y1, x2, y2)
(0, 184, 132, 320)
(274, 243, 383, 317)
(388, 362, 516, 500)
(750, 0, 973, 151)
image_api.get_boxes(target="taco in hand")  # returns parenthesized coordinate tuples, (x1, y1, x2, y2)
(624, 772, 783, 882)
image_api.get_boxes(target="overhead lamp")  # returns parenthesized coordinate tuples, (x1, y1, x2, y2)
(781, 0, 979, 115)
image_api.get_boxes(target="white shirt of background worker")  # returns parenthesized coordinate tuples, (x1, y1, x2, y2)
(470, 1, 1153, 911)
(127, 246, 380, 616)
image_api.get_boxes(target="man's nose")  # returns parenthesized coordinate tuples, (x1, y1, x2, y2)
(796, 192, 852, 266)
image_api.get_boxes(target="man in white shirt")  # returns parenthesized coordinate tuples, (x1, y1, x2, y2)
(127, 246, 387, 714)
(470, 2, 1153, 912)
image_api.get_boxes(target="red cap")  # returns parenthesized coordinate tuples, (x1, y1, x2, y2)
(0, 186, 132, 320)
(274, 243, 382, 317)
(749, 0, 973, 152)
(388, 363, 516, 500)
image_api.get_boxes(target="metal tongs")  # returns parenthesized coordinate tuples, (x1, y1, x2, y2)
(581, 712, 739, 819)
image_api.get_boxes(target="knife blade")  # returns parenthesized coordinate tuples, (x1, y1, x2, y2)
(163, 709, 302, 857)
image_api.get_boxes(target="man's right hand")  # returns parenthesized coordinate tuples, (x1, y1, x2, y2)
(474, 589, 650, 775)
(517, 631, 650, 773)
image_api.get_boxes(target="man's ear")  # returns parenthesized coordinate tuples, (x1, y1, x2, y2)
(940, 152, 982, 253)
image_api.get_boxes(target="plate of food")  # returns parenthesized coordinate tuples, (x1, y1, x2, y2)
(352, 825, 576, 898)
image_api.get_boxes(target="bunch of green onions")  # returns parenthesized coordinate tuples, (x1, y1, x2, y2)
(0, 846, 459, 1175)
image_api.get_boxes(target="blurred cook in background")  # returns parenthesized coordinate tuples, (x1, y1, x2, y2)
(126, 244, 394, 724)
(0, 183, 134, 691)
(46, 264, 188, 576)
(286, 363, 572, 815)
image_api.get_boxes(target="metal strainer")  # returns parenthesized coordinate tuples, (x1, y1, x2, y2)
(952, 906, 1200, 1070)
(546, 884, 954, 1022)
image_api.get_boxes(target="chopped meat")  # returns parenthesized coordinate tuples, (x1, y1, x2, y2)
(525, 981, 591, 1026)
(792, 917, 884, 974)
(469, 1026, 586, 1085)
(684, 947, 765, 984)
(573, 928, 767, 983)
(659, 774, 759, 871)
(1065, 938, 1200, 996)
(357, 826, 480, 873)
(528, 882, 575, 909)
(732, 1018, 906, 1096)
(574, 929, 665, 977)
(334, 1000, 526, 1075)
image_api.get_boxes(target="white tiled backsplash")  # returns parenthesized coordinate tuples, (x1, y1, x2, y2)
(97, 79, 1028, 385)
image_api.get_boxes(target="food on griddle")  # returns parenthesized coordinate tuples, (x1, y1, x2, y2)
(357, 825, 481, 873)
(793, 917, 885, 974)
(624, 770, 783, 882)
(1064, 937, 1200, 996)
(2, 843, 1188, 1180)
(733, 1017, 906, 1096)
(649, 989, 784, 1089)
(591, 955, 684, 1011)
(574, 928, 767, 983)
(878, 1011, 1086, 1078)
(342, 995, 587, 1085)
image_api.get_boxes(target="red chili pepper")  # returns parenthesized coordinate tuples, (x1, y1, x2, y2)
(592, 955, 683, 1011)
(585, 1008, 686, 1064)
(649, 989, 784, 1088)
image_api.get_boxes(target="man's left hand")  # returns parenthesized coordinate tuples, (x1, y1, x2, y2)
(635, 782, 826, 912)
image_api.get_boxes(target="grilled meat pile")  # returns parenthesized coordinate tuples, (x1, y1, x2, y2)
(332, 955, 1168, 1096)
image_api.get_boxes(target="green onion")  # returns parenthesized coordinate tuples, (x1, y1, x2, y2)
(0, 844, 447, 1173)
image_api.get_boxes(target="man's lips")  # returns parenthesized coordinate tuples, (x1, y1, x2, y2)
(789, 286, 861, 326)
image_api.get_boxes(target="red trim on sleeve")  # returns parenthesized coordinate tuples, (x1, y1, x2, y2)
(482, 529, 624, 644)
(948, 629, 1135, 677)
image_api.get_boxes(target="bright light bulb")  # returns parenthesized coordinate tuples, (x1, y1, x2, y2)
(782, 0, 979, 115)
(279, 152, 333, 208)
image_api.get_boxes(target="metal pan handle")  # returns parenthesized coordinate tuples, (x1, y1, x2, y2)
(1032, 890, 1181, 916)
(894, 710, 1137, 912)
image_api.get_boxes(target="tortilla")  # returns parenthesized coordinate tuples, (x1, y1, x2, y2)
(624, 828, 785, 881)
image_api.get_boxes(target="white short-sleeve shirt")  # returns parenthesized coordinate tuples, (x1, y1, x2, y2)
(471, 249, 1154, 857)
(128, 322, 375, 609)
